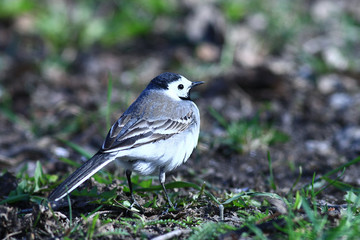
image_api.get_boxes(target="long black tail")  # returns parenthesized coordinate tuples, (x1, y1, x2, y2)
(48, 152, 115, 202)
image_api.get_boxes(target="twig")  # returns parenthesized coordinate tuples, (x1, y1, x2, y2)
(4, 145, 53, 160)
(0, 154, 21, 167)
(4, 231, 22, 239)
(151, 229, 191, 240)
(87, 210, 121, 219)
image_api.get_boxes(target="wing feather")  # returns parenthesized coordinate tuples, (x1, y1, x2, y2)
(102, 111, 195, 153)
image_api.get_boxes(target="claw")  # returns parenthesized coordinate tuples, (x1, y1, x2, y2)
(129, 196, 144, 213)
(161, 203, 178, 215)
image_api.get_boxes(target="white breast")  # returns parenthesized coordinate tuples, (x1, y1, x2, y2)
(114, 102, 200, 175)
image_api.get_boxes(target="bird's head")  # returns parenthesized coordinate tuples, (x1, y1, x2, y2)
(147, 72, 204, 101)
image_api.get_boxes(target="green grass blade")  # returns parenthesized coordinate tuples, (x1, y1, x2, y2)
(87, 213, 99, 239)
(289, 166, 302, 194)
(59, 157, 81, 168)
(322, 156, 360, 179)
(268, 151, 277, 190)
(106, 72, 113, 131)
(0, 194, 29, 205)
(302, 156, 360, 193)
(245, 192, 283, 200)
(208, 107, 228, 128)
(66, 189, 73, 227)
(34, 161, 45, 192)
(57, 138, 92, 159)
(221, 193, 246, 206)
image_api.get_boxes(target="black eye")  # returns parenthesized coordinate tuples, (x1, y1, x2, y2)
(178, 84, 184, 90)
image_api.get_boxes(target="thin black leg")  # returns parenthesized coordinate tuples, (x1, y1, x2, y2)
(126, 170, 143, 212)
(159, 169, 175, 210)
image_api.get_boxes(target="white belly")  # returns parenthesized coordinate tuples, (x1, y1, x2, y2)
(114, 122, 199, 175)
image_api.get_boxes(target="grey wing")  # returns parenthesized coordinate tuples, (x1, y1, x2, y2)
(101, 114, 136, 150)
(101, 111, 195, 153)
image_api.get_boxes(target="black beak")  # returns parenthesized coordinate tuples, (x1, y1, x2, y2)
(181, 81, 204, 101)
(191, 81, 204, 88)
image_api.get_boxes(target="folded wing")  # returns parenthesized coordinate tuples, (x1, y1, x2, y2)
(102, 111, 195, 153)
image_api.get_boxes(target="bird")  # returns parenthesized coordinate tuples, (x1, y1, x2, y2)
(48, 72, 203, 210)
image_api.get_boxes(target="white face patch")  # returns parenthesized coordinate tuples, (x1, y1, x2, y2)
(165, 76, 193, 100)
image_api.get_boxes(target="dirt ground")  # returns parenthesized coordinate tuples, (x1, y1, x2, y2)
(1, 1, 360, 239)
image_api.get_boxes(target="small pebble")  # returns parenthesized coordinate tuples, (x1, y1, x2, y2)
(329, 93, 352, 110)
(53, 147, 70, 158)
(305, 140, 332, 155)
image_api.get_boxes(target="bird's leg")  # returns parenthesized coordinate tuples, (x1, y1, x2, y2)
(126, 170, 143, 212)
(159, 169, 175, 210)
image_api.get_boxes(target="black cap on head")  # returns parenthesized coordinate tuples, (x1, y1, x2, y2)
(147, 72, 181, 90)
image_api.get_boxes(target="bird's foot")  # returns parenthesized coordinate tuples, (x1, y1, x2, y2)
(161, 202, 177, 215)
(130, 196, 144, 213)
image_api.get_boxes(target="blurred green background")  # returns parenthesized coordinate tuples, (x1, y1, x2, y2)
(1, 0, 359, 138)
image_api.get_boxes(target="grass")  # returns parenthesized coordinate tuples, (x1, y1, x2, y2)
(1, 76, 359, 238)
(2, 149, 360, 239)
(209, 107, 289, 154)
(106, 72, 113, 131)
(0, 0, 178, 53)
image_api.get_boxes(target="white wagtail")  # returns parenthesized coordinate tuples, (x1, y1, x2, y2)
(48, 72, 203, 210)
